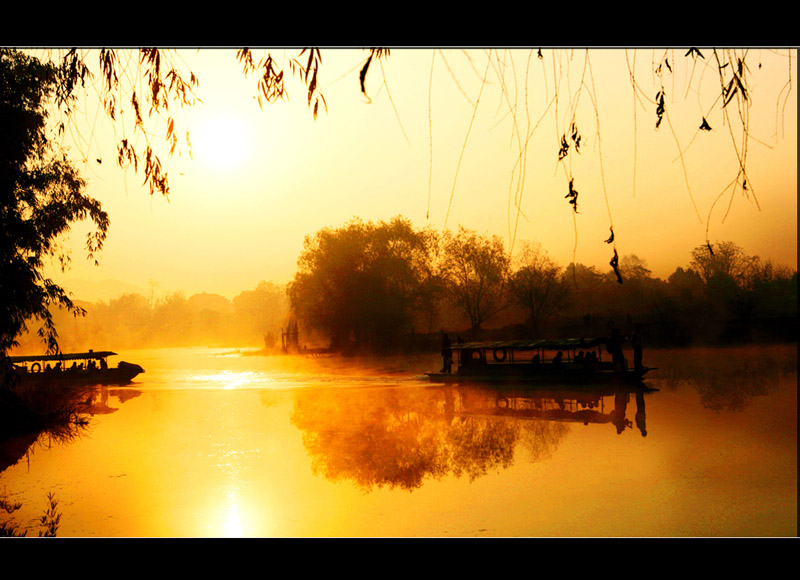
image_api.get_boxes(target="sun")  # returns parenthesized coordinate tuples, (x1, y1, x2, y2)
(191, 113, 253, 171)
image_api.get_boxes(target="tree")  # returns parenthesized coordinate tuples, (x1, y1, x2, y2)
(4, 47, 793, 353)
(690, 241, 755, 286)
(232, 281, 289, 346)
(288, 216, 435, 350)
(604, 253, 659, 318)
(1, 49, 109, 356)
(742, 259, 797, 318)
(508, 242, 569, 335)
(689, 240, 757, 319)
(687, 240, 799, 322)
(561, 262, 605, 321)
(439, 227, 510, 333)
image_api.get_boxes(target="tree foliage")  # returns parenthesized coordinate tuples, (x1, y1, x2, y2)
(2, 47, 387, 355)
(3, 47, 793, 355)
(508, 242, 569, 335)
(45, 47, 389, 197)
(11, 282, 290, 352)
(288, 216, 437, 350)
(1, 49, 109, 355)
(689, 241, 795, 322)
(439, 227, 510, 333)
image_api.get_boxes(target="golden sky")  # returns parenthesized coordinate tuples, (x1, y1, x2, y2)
(46, 48, 797, 301)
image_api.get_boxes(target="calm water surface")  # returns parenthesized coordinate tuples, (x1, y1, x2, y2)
(1, 344, 796, 537)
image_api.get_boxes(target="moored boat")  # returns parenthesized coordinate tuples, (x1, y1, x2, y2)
(7, 350, 144, 388)
(426, 337, 653, 386)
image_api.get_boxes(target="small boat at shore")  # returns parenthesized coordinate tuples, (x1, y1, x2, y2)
(426, 337, 653, 386)
(7, 350, 144, 388)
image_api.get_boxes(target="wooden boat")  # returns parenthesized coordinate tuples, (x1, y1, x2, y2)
(426, 337, 653, 386)
(7, 350, 144, 388)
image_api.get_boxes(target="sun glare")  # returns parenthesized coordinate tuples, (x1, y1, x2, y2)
(223, 501, 244, 537)
(191, 114, 252, 171)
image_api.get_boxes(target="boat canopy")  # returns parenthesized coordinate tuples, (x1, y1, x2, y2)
(449, 338, 608, 351)
(8, 351, 117, 363)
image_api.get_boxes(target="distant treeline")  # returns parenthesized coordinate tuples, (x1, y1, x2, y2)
(12, 217, 797, 354)
(13, 281, 290, 353)
(287, 217, 797, 352)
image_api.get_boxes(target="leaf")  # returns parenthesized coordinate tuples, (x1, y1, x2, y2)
(699, 117, 712, 131)
(610, 249, 623, 284)
(655, 89, 666, 129)
(604, 227, 614, 244)
(570, 122, 581, 152)
(360, 53, 373, 98)
(558, 135, 569, 160)
(564, 178, 579, 213)
(723, 78, 738, 106)
(685, 47, 705, 59)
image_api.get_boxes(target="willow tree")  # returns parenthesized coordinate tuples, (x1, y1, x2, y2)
(21, 48, 388, 198)
(0, 48, 384, 356)
(0, 49, 109, 357)
(288, 216, 436, 350)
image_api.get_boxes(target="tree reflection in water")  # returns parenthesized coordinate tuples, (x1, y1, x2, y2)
(0, 385, 141, 474)
(290, 382, 653, 491)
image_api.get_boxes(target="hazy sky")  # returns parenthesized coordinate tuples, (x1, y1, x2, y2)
(45, 48, 797, 301)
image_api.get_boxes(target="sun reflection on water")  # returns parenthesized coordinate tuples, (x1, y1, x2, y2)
(193, 370, 261, 389)
(223, 497, 244, 537)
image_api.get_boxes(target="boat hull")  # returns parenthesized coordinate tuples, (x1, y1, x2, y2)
(14, 362, 144, 389)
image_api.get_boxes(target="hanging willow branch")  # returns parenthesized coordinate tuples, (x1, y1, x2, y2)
(359, 48, 391, 103)
(610, 248, 623, 284)
(565, 178, 579, 213)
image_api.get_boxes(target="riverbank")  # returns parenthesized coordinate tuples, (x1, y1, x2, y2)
(0, 379, 91, 440)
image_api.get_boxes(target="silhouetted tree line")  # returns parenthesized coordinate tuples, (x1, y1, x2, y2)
(288, 217, 797, 352)
(11, 281, 289, 352)
(10, 219, 795, 355)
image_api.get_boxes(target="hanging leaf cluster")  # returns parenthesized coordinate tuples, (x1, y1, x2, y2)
(237, 49, 285, 106)
(655, 89, 666, 129)
(685, 47, 705, 60)
(721, 58, 749, 107)
(558, 135, 569, 160)
(290, 48, 327, 120)
(88, 48, 200, 197)
(359, 48, 391, 102)
(655, 58, 672, 75)
(610, 249, 623, 284)
(565, 178, 579, 213)
(557, 122, 582, 161)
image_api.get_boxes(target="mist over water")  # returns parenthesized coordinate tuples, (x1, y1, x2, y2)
(0, 344, 795, 537)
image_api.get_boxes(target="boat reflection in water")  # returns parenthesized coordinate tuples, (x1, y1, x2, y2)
(443, 382, 654, 437)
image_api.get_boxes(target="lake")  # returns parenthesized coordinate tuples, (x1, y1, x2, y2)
(1, 344, 796, 537)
